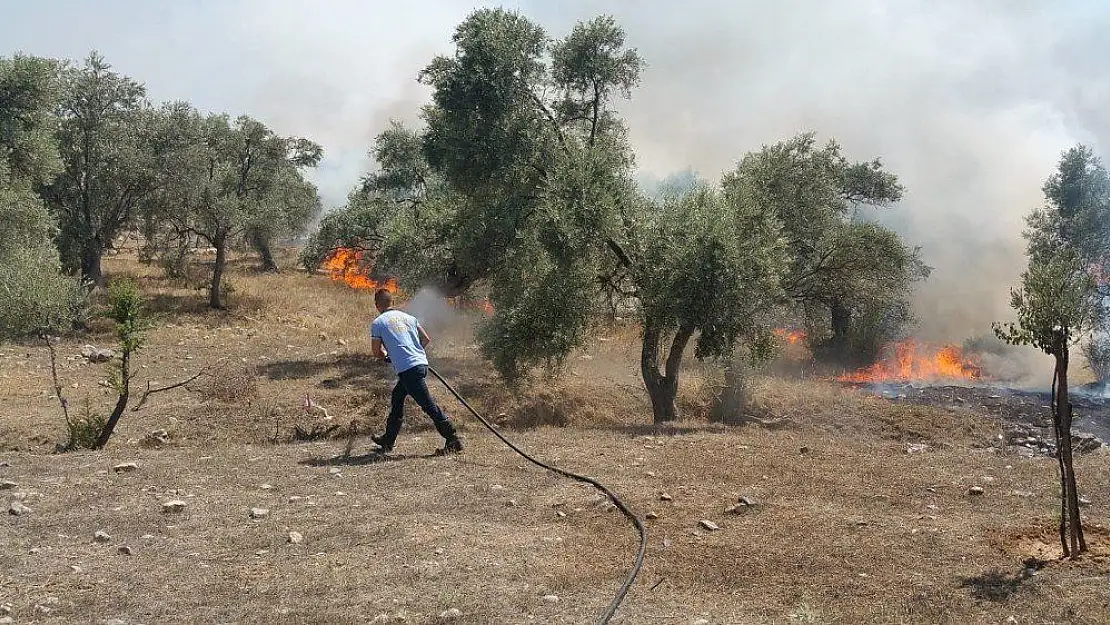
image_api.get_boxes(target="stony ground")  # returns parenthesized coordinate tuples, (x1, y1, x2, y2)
(2, 251, 1110, 624)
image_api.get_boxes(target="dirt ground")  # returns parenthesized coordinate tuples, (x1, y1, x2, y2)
(2, 250, 1110, 624)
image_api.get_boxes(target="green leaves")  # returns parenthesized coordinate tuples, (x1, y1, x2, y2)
(995, 248, 1100, 355)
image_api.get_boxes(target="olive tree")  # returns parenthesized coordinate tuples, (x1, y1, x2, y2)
(39, 52, 165, 286)
(723, 133, 928, 365)
(0, 54, 82, 338)
(152, 109, 322, 308)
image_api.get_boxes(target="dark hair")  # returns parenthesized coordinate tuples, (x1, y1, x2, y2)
(374, 288, 393, 309)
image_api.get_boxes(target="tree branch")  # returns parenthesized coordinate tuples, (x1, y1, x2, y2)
(131, 364, 216, 412)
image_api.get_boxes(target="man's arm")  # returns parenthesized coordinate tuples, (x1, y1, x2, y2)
(371, 337, 388, 360)
(417, 325, 431, 348)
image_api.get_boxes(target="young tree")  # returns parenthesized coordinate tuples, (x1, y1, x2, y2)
(995, 250, 1099, 558)
(39, 52, 163, 286)
(92, 277, 148, 449)
(994, 146, 1108, 558)
(0, 54, 82, 338)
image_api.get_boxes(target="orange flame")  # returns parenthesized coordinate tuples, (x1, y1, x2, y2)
(322, 248, 397, 292)
(774, 328, 806, 345)
(837, 339, 983, 383)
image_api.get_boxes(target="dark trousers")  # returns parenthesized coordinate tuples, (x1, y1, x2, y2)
(380, 365, 458, 446)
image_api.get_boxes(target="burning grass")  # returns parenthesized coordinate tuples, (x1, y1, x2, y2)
(838, 339, 984, 384)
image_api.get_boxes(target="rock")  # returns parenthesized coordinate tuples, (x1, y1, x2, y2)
(288, 495, 305, 502)
(0, 480, 16, 490)
(1079, 496, 1092, 507)
(491, 484, 505, 491)
(71, 564, 83, 573)
(660, 493, 673, 501)
(8, 500, 28, 515)
(693, 620, 710, 625)
(438, 608, 462, 619)
(555, 510, 567, 518)
(328, 467, 342, 475)
(287, 531, 304, 544)
(699, 519, 720, 531)
(112, 462, 139, 473)
(906, 443, 929, 454)
(106, 619, 128, 625)
(968, 486, 985, 496)
(260, 483, 274, 490)
(94, 530, 112, 543)
(0, 604, 10, 615)
(1012, 490, 1035, 498)
(337, 339, 348, 347)
(162, 500, 186, 513)
(646, 511, 660, 520)
(250, 507, 270, 519)
(541, 594, 560, 604)
(81, 345, 115, 363)
(34, 604, 51, 615)
(799, 446, 811, 454)
(0, 617, 12, 624)
(117, 545, 132, 555)
(1073, 434, 1103, 454)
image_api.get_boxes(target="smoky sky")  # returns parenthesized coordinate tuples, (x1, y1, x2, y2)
(4, 0, 1110, 349)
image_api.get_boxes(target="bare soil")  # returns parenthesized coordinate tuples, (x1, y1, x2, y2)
(2, 250, 1109, 624)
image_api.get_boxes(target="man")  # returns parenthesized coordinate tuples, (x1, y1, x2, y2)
(369, 288, 463, 455)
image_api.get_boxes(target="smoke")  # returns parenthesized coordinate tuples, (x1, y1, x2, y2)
(404, 286, 460, 336)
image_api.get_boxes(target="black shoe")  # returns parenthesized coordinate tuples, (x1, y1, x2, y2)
(438, 438, 463, 455)
(371, 434, 393, 453)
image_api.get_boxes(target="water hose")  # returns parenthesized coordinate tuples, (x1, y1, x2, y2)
(427, 365, 647, 624)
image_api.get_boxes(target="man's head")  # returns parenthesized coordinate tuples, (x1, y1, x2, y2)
(374, 288, 394, 313)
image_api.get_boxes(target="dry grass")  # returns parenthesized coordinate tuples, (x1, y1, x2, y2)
(1, 249, 1109, 624)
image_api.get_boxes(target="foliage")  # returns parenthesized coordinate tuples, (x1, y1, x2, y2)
(149, 107, 322, 308)
(39, 52, 164, 285)
(722, 133, 929, 364)
(64, 396, 107, 451)
(993, 249, 1101, 353)
(0, 54, 83, 338)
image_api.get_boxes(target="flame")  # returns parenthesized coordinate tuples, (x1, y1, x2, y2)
(322, 248, 397, 292)
(837, 339, 983, 383)
(774, 327, 806, 345)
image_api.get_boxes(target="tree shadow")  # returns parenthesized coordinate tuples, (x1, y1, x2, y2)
(958, 559, 1045, 602)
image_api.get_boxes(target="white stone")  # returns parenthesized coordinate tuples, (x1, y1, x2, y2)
(438, 608, 462, 619)
(699, 520, 720, 531)
(288, 531, 304, 544)
(541, 594, 560, 604)
(113, 462, 139, 473)
(250, 507, 270, 519)
(94, 530, 112, 543)
(162, 500, 187, 513)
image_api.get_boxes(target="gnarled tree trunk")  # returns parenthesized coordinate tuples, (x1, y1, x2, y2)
(209, 232, 228, 309)
(641, 320, 693, 423)
(248, 227, 280, 272)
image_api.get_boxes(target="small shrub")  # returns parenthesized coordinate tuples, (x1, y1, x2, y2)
(198, 363, 258, 404)
(64, 396, 108, 451)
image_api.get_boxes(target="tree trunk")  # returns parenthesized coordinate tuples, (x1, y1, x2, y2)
(1054, 348, 1087, 558)
(641, 320, 693, 424)
(209, 233, 228, 309)
(93, 350, 129, 449)
(248, 228, 280, 272)
(81, 241, 104, 288)
(830, 300, 851, 344)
